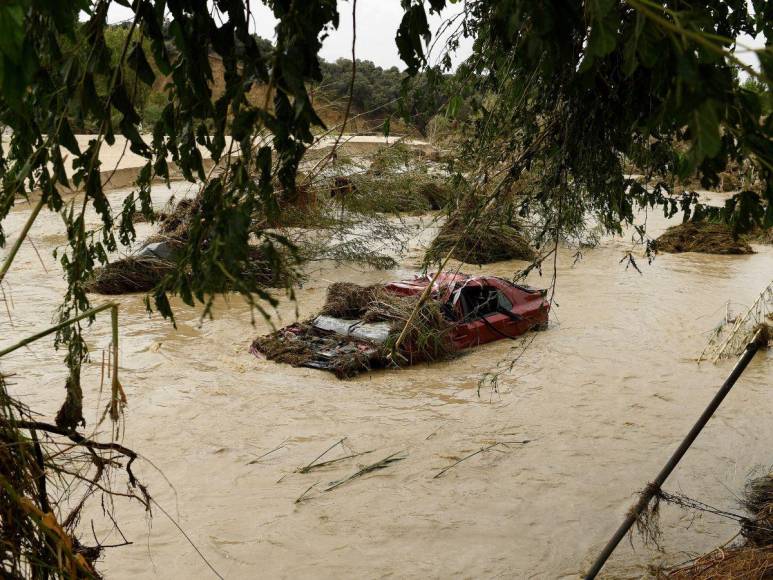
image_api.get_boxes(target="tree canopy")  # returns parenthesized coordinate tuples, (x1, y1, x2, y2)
(415, 1, 772, 252)
(0, 1, 771, 576)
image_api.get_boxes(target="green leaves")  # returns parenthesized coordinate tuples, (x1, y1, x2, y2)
(128, 42, 155, 87)
(0, 3, 25, 62)
(58, 119, 81, 156)
(0, 2, 32, 110)
(444, 0, 771, 254)
(689, 101, 721, 163)
(446, 94, 463, 119)
(396, 3, 431, 74)
(586, 0, 618, 58)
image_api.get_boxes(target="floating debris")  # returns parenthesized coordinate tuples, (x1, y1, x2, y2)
(655, 222, 754, 255)
(662, 471, 773, 579)
(425, 212, 536, 265)
(699, 281, 772, 362)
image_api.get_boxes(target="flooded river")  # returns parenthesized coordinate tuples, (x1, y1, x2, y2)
(1, 182, 771, 578)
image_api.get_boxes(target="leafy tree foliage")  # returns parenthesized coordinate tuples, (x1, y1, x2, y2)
(320, 58, 403, 115)
(0, 0, 339, 428)
(316, 58, 452, 134)
(743, 76, 773, 116)
(398, 0, 772, 245)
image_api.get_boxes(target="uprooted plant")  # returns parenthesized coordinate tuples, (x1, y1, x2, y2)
(0, 370, 148, 578)
(652, 469, 773, 579)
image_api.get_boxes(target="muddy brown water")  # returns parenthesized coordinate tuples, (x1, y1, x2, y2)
(1, 182, 771, 579)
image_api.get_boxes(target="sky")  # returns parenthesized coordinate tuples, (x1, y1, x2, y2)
(107, 1, 764, 73)
(107, 0, 474, 71)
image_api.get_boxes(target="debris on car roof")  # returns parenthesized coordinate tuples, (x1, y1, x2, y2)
(251, 273, 550, 378)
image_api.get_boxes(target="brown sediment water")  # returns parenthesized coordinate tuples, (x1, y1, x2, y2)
(1, 183, 771, 579)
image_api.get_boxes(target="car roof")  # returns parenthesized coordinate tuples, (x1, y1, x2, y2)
(384, 273, 490, 296)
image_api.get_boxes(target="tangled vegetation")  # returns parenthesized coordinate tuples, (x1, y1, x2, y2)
(425, 211, 536, 265)
(655, 221, 755, 255)
(0, 372, 148, 579)
(662, 471, 773, 579)
(253, 282, 455, 378)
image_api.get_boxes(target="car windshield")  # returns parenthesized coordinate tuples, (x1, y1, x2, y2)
(457, 286, 509, 320)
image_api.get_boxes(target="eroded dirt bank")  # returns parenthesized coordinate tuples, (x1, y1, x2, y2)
(1, 183, 771, 578)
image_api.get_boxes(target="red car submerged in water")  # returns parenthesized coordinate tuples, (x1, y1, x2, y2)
(383, 273, 549, 349)
(251, 273, 550, 376)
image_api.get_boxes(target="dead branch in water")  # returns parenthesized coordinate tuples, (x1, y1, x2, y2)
(247, 438, 290, 465)
(298, 438, 347, 473)
(324, 451, 407, 492)
(295, 482, 320, 504)
(298, 450, 375, 473)
(433, 440, 531, 479)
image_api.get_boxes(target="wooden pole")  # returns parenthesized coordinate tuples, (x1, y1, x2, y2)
(584, 327, 768, 579)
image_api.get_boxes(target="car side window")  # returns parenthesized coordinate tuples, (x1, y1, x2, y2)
(458, 286, 511, 320)
(496, 291, 513, 310)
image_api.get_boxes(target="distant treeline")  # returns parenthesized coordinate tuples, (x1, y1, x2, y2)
(74, 23, 455, 136)
(316, 58, 452, 135)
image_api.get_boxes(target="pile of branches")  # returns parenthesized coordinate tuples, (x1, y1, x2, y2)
(654, 222, 754, 255)
(88, 198, 289, 295)
(0, 376, 149, 578)
(747, 226, 773, 245)
(425, 211, 536, 265)
(344, 172, 453, 214)
(85, 256, 174, 295)
(312, 144, 455, 215)
(252, 283, 456, 377)
(369, 292, 455, 364)
(663, 471, 773, 579)
(147, 198, 200, 244)
(251, 322, 386, 379)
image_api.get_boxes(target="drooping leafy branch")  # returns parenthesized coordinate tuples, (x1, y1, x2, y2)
(0, 0, 344, 427)
(399, 0, 772, 249)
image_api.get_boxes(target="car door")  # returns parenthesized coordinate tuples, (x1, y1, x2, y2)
(451, 283, 521, 349)
(474, 281, 529, 341)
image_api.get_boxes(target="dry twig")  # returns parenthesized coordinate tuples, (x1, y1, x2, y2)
(324, 451, 407, 492)
(433, 440, 531, 479)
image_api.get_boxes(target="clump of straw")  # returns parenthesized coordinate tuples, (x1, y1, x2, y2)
(319, 283, 387, 319)
(662, 471, 773, 579)
(85, 257, 173, 294)
(425, 212, 536, 265)
(655, 222, 754, 255)
(371, 293, 455, 364)
(740, 472, 773, 547)
(149, 197, 200, 242)
(344, 173, 453, 215)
